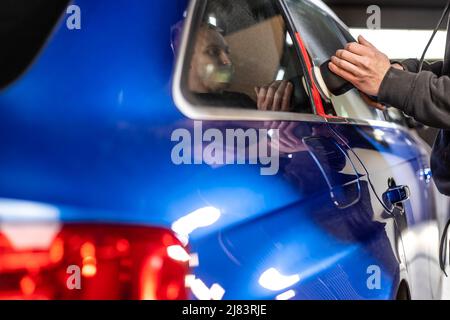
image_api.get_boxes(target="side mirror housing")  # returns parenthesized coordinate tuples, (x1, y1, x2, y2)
(315, 59, 354, 97)
(320, 60, 353, 96)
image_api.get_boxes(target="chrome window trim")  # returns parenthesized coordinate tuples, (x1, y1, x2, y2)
(171, 0, 409, 133)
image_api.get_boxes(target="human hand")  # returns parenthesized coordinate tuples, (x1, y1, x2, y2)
(263, 121, 306, 154)
(328, 35, 391, 97)
(255, 80, 293, 111)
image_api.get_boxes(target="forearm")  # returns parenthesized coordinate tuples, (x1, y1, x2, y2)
(393, 58, 444, 75)
(379, 67, 450, 130)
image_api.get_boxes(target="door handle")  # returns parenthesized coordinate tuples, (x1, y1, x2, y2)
(382, 185, 411, 211)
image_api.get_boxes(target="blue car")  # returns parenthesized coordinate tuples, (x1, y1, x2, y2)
(0, 0, 449, 300)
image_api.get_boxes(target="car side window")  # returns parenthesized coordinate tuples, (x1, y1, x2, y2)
(284, 0, 383, 121)
(176, 0, 313, 115)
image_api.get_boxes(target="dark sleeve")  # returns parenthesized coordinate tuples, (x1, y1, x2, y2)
(392, 58, 444, 76)
(378, 67, 450, 130)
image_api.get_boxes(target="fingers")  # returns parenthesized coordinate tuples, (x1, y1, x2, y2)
(263, 121, 306, 154)
(254, 87, 260, 106)
(281, 82, 293, 111)
(273, 121, 302, 151)
(264, 81, 279, 109)
(335, 49, 366, 68)
(360, 92, 386, 111)
(391, 63, 404, 71)
(283, 122, 300, 145)
(331, 36, 390, 97)
(344, 42, 372, 56)
(263, 121, 278, 129)
(270, 121, 280, 129)
(358, 35, 375, 49)
(342, 36, 377, 58)
(272, 81, 293, 111)
(331, 56, 361, 77)
(256, 86, 268, 110)
(256, 81, 293, 111)
(328, 61, 358, 83)
(272, 81, 287, 111)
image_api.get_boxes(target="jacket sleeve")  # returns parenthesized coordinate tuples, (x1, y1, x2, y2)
(392, 58, 444, 75)
(378, 67, 450, 130)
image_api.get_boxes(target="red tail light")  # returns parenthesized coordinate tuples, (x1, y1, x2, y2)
(0, 224, 189, 300)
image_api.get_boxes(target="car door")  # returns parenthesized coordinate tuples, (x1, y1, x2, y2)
(282, 0, 438, 299)
(328, 120, 437, 299)
(172, 0, 406, 299)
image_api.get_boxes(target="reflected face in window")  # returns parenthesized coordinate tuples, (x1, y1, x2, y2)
(188, 25, 234, 94)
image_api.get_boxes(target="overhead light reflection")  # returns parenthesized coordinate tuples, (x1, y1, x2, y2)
(258, 268, 300, 291)
(185, 274, 196, 288)
(171, 206, 221, 240)
(189, 253, 199, 267)
(210, 283, 225, 300)
(286, 32, 294, 46)
(0, 198, 60, 221)
(276, 289, 296, 300)
(276, 68, 286, 81)
(373, 129, 385, 141)
(167, 245, 191, 262)
(185, 275, 226, 300)
(208, 15, 217, 27)
(190, 278, 212, 300)
(1, 223, 61, 250)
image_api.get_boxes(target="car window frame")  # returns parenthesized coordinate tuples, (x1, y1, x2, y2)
(172, 0, 326, 123)
(172, 0, 405, 132)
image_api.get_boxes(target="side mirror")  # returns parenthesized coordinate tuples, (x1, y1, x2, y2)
(312, 60, 354, 99)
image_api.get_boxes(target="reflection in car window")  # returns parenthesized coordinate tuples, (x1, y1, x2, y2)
(179, 0, 313, 114)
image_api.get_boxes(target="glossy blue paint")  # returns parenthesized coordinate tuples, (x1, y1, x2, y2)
(0, 0, 447, 300)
